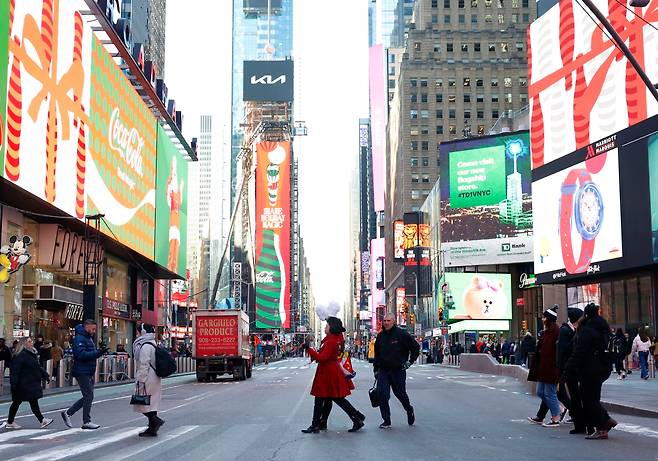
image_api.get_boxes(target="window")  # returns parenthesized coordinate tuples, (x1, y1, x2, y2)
(422, 157, 430, 167)
(435, 78, 443, 88)
(444, 15, 451, 23)
(410, 110, 418, 119)
(388, 54, 396, 64)
(414, 42, 422, 52)
(449, 109, 456, 119)
(422, 175, 431, 183)
(478, 125, 485, 135)
(492, 109, 499, 118)
(476, 94, 484, 102)
(436, 109, 443, 118)
(491, 94, 499, 102)
(520, 93, 528, 103)
(489, 43, 496, 52)
(519, 77, 527, 87)
(411, 94, 418, 102)
(436, 125, 444, 134)
(444, 0, 451, 6)
(459, 0, 465, 7)
(411, 157, 419, 167)
(411, 190, 420, 200)
(501, 42, 509, 53)
(498, 13, 504, 23)
(512, 0, 519, 6)
(463, 77, 471, 87)
(462, 43, 469, 52)
(504, 77, 512, 87)
(447, 43, 454, 52)
(421, 93, 428, 103)
(421, 110, 430, 118)
(421, 126, 430, 135)
(448, 94, 456, 103)
(412, 175, 420, 183)
(389, 66, 396, 76)
(471, 15, 478, 24)
(449, 125, 457, 134)
(436, 93, 443, 103)
(411, 127, 420, 136)
(420, 79, 428, 87)
(464, 110, 471, 119)
(505, 93, 513, 103)
(523, 13, 530, 21)
(512, 13, 519, 23)
(464, 94, 471, 102)
(522, 0, 529, 7)
(459, 14, 466, 23)
(432, 14, 439, 24)
(411, 78, 418, 87)
(491, 78, 498, 87)
(432, 0, 439, 6)
(475, 42, 481, 52)
(448, 78, 456, 87)
(516, 42, 524, 52)
(485, 0, 492, 6)
(485, 14, 493, 22)
(411, 141, 419, 151)
(437, 157, 441, 167)
(497, 0, 504, 7)
(422, 141, 429, 150)
(389, 79, 396, 89)
(471, 0, 478, 6)
(476, 78, 484, 87)
(477, 110, 484, 119)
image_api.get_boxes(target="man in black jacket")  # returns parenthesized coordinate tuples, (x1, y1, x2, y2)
(373, 313, 420, 429)
(0, 338, 12, 370)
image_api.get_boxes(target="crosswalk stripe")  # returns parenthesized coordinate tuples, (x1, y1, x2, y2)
(7, 428, 143, 461)
(0, 444, 23, 452)
(30, 428, 84, 440)
(278, 367, 288, 369)
(95, 426, 199, 461)
(0, 429, 46, 443)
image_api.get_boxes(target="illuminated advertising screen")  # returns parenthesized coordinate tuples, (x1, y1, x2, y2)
(440, 131, 533, 266)
(254, 141, 291, 329)
(441, 273, 512, 320)
(243, 60, 294, 102)
(533, 114, 658, 284)
(396, 287, 407, 326)
(529, 0, 658, 169)
(155, 126, 188, 277)
(2, 3, 160, 259)
(393, 220, 405, 261)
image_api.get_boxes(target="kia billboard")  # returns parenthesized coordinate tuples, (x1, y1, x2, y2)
(254, 141, 291, 329)
(529, 0, 658, 170)
(440, 132, 533, 266)
(243, 60, 294, 102)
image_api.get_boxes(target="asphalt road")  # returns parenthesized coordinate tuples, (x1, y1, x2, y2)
(1, 358, 658, 461)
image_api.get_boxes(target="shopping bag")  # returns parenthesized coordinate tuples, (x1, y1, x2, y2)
(130, 382, 151, 406)
(368, 379, 379, 408)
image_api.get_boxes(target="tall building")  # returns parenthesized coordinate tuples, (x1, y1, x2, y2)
(385, 0, 535, 309)
(371, 0, 417, 48)
(122, 0, 167, 77)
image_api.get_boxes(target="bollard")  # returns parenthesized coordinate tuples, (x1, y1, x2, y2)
(176, 357, 181, 373)
(45, 359, 54, 389)
(111, 357, 117, 381)
(650, 355, 655, 379)
(59, 359, 66, 387)
(95, 358, 101, 382)
(0, 360, 4, 394)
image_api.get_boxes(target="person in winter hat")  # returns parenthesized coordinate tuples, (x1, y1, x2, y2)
(132, 323, 164, 437)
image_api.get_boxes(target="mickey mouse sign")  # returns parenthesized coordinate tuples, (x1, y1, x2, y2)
(0, 235, 33, 283)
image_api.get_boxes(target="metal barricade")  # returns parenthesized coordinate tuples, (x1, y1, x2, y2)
(649, 355, 656, 379)
(0, 360, 4, 394)
(114, 355, 130, 381)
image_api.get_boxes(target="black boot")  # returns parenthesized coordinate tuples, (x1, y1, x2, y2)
(318, 419, 328, 430)
(302, 399, 323, 434)
(355, 411, 366, 422)
(348, 414, 365, 433)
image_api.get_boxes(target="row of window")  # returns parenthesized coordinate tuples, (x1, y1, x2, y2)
(412, 92, 527, 104)
(433, 0, 530, 8)
(415, 41, 525, 54)
(411, 77, 527, 88)
(411, 107, 517, 119)
(426, 12, 530, 25)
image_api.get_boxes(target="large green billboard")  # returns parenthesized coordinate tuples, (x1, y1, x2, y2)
(155, 126, 188, 277)
(449, 146, 506, 208)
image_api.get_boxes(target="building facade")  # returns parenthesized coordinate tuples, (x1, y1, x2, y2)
(122, 0, 167, 77)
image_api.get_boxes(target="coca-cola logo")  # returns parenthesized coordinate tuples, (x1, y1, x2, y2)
(256, 271, 274, 284)
(108, 107, 145, 177)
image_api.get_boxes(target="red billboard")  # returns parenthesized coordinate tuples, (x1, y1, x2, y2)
(254, 142, 291, 329)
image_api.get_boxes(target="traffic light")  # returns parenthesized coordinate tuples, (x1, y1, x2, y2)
(438, 308, 443, 321)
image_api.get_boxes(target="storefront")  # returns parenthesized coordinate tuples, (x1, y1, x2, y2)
(102, 256, 136, 351)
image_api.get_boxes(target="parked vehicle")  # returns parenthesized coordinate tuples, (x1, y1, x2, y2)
(192, 310, 252, 382)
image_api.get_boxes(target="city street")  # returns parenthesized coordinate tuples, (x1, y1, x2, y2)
(1, 358, 658, 461)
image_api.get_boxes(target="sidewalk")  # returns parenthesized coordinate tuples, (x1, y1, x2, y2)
(601, 371, 658, 418)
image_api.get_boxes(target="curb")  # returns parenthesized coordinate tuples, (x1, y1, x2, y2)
(601, 400, 658, 419)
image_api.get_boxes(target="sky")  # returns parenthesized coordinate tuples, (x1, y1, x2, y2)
(165, 1, 370, 308)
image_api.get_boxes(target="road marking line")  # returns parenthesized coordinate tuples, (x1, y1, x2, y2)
(512, 391, 520, 395)
(0, 444, 23, 452)
(408, 376, 414, 380)
(427, 377, 433, 379)
(30, 428, 84, 440)
(278, 367, 288, 369)
(185, 391, 212, 401)
(96, 425, 199, 461)
(616, 423, 658, 439)
(0, 429, 47, 442)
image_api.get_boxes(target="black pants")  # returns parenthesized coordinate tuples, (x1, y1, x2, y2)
(580, 377, 610, 431)
(311, 397, 359, 426)
(8, 398, 44, 424)
(614, 358, 625, 375)
(536, 382, 571, 419)
(565, 378, 586, 432)
(67, 374, 94, 424)
(377, 369, 413, 424)
(144, 411, 162, 429)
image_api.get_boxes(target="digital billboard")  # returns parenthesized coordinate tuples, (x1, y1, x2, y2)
(528, 0, 658, 169)
(243, 60, 294, 102)
(440, 273, 512, 320)
(393, 220, 405, 261)
(254, 141, 291, 329)
(2, 2, 160, 260)
(440, 131, 533, 266)
(155, 125, 188, 277)
(396, 287, 407, 326)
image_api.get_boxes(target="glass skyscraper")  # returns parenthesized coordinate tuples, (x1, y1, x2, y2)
(371, 0, 416, 48)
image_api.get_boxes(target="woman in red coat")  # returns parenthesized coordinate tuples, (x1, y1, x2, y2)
(302, 317, 365, 433)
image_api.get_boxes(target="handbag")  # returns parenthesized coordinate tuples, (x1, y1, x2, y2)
(130, 381, 151, 406)
(368, 379, 379, 408)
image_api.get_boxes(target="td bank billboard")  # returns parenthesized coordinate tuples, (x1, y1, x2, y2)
(440, 131, 533, 266)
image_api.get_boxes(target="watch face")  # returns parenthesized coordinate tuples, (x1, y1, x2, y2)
(575, 182, 604, 240)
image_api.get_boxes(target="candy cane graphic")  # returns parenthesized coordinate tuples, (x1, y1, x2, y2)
(5, 37, 22, 182)
(9, 0, 15, 33)
(528, 26, 544, 168)
(72, 11, 83, 128)
(41, 0, 55, 63)
(72, 11, 86, 217)
(42, 0, 59, 203)
(559, 0, 575, 91)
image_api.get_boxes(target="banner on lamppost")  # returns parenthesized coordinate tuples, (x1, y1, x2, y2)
(232, 262, 242, 306)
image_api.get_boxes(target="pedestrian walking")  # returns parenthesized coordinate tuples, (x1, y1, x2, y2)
(35, 335, 52, 370)
(631, 326, 652, 380)
(527, 305, 562, 427)
(501, 338, 511, 364)
(612, 328, 628, 380)
(520, 331, 535, 367)
(301, 317, 365, 433)
(2, 337, 53, 429)
(61, 320, 108, 430)
(132, 323, 164, 437)
(373, 313, 420, 429)
(0, 337, 12, 371)
(51, 340, 63, 382)
(564, 303, 617, 440)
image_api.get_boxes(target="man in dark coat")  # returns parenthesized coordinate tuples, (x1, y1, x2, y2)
(501, 339, 511, 364)
(0, 337, 12, 369)
(374, 313, 420, 429)
(520, 331, 536, 366)
(3, 337, 53, 429)
(564, 303, 617, 439)
(61, 320, 108, 430)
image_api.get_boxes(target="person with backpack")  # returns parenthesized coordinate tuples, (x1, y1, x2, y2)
(564, 303, 617, 440)
(132, 323, 165, 437)
(612, 328, 628, 380)
(631, 326, 652, 380)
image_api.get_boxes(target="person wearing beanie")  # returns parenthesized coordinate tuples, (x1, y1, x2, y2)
(564, 303, 617, 439)
(301, 316, 365, 434)
(132, 323, 164, 437)
(528, 305, 562, 427)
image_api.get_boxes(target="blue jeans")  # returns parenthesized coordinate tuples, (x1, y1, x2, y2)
(639, 351, 649, 379)
(536, 382, 560, 418)
(67, 375, 95, 424)
(377, 369, 413, 423)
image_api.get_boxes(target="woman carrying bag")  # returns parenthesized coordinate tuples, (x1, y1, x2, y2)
(132, 323, 164, 437)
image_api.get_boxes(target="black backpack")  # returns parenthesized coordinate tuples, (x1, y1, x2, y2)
(145, 343, 177, 378)
(600, 332, 615, 370)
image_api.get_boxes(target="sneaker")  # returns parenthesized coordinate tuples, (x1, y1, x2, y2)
(61, 410, 72, 428)
(585, 430, 608, 440)
(81, 422, 101, 430)
(564, 418, 574, 424)
(527, 416, 543, 425)
(407, 408, 415, 426)
(622, 373, 626, 379)
(379, 421, 392, 429)
(542, 420, 560, 428)
(3, 422, 21, 429)
(40, 418, 54, 429)
(559, 410, 568, 423)
(617, 375, 623, 380)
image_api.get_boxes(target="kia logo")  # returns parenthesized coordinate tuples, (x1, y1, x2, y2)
(250, 74, 287, 85)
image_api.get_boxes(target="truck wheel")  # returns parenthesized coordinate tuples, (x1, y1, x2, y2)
(196, 371, 205, 383)
(246, 362, 252, 379)
(240, 363, 247, 381)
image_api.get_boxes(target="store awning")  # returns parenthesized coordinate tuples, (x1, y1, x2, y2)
(448, 320, 510, 334)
